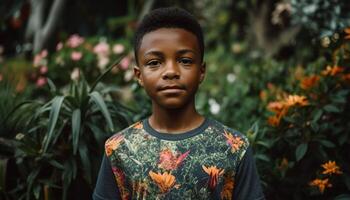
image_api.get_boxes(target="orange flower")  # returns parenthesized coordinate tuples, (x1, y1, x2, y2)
(202, 165, 225, 189)
(321, 65, 344, 76)
(341, 73, 350, 82)
(267, 115, 281, 127)
(277, 158, 289, 171)
(105, 134, 124, 156)
(284, 95, 309, 107)
(267, 101, 285, 113)
(321, 161, 342, 175)
(300, 75, 320, 90)
(309, 178, 332, 193)
(221, 175, 234, 200)
(345, 27, 350, 40)
(149, 171, 176, 193)
(223, 131, 244, 152)
(133, 121, 143, 129)
(158, 148, 190, 170)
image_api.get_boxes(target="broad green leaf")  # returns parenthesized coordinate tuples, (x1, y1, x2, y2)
(295, 143, 308, 161)
(79, 141, 92, 184)
(72, 109, 81, 155)
(89, 91, 114, 132)
(312, 109, 323, 122)
(43, 96, 65, 153)
(323, 104, 341, 113)
(310, 121, 319, 132)
(319, 140, 335, 148)
(255, 154, 270, 162)
(87, 123, 106, 148)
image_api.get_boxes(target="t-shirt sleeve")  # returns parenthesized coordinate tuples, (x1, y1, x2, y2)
(233, 146, 265, 200)
(93, 154, 121, 200)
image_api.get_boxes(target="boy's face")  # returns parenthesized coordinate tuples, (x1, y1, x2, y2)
(134, 28, 205, 109)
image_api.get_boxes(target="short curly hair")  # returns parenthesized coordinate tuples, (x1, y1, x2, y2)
(133, 7, 204, 65)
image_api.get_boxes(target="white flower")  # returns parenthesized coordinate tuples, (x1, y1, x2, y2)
(209, 98, 220, 115)
(113, 44, 125, 54)
(70, 68, 80, 81)
(226, 73, 236, 83)
(97, 55, 109, 70)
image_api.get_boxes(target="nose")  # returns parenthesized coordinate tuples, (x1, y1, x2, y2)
(162, 61, 180, 80)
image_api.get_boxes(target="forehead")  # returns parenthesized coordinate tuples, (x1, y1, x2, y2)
(138, 28, 200, 56)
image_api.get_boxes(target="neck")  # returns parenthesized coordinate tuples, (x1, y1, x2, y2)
(149, 100, 204, 134)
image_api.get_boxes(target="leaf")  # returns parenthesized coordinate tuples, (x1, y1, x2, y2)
(43, 96, 65, 153)
(72, 109, 81, 155)
(319, 140, 335, 148)
(90, 55, 126, 93)
(310, 121, 319, 132)
(87, 123, 106, 148)
(79, 141, 92, 184)
(255, 154, 270, 162)
(48, 159, 65, 170)
(323, 104, 341, 113)
(312, 109, 323, 122)
(295, 143, 308, 161)
(334, 194, 350, 200)
(89, 91, 114, 132)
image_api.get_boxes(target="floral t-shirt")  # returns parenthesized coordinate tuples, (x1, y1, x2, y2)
(93, 118, 264, 200)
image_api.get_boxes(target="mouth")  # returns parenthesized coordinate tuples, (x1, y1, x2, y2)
(158, 85, 185, 91)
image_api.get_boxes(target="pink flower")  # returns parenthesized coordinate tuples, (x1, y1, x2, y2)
(119, 57, 130, 70)
(67, 34, 84, 48)
(56, 42, 63, 51)
(113, 44, 125, 54)
(40, 66, 48, 74)
(71, 51, 83, 61)
(70, 68, 80, 81)
(0, 73, 3, 81)
(33, 50, 48, 67)
(158, 148, 190, 170)
(36, 77, 47, 87)
(93, 42, 109, 56)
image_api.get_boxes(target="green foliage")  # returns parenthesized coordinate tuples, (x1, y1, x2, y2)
(8, 63, 133, 200)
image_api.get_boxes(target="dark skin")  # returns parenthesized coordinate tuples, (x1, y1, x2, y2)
(134, 28, 206, 134)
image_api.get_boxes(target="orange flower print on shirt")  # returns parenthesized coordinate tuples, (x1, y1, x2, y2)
(112, 167, 130, 200)
(223, 130, 244, 153)
(133, 121, 143, 129)
(321, 161, 342, 175)
(202, 165, 225, 190)
(158, 148, 190, 170)
(149, 171, 177, 193)
(221, 174, 234, 200)
(309, 178, 332, 193)
(105, 134, 124, 156)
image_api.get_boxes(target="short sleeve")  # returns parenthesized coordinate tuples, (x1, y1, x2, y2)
(233, 147, 265, 200)
(93, 154, 121, 200)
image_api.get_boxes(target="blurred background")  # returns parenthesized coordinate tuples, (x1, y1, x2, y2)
(0, 0, 350, 199)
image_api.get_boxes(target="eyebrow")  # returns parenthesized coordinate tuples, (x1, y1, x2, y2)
(143, 49, 196, 58)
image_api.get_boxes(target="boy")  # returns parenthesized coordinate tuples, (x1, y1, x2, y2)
(93, 7, 264, 200)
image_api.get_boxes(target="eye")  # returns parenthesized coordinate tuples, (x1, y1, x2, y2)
(179, 58, 193, 65)
(145, 60, 161, 67)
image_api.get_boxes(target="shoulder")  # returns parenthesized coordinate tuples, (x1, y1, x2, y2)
(104, 120, 144, 157)
(209, 118, 250, 160)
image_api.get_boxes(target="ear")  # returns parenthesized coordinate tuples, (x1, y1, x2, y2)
(133, 66, 144, 86)
(199, 62, 206, 83)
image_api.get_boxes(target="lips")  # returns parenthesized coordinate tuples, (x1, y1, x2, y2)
(158, 84, 185, 91)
